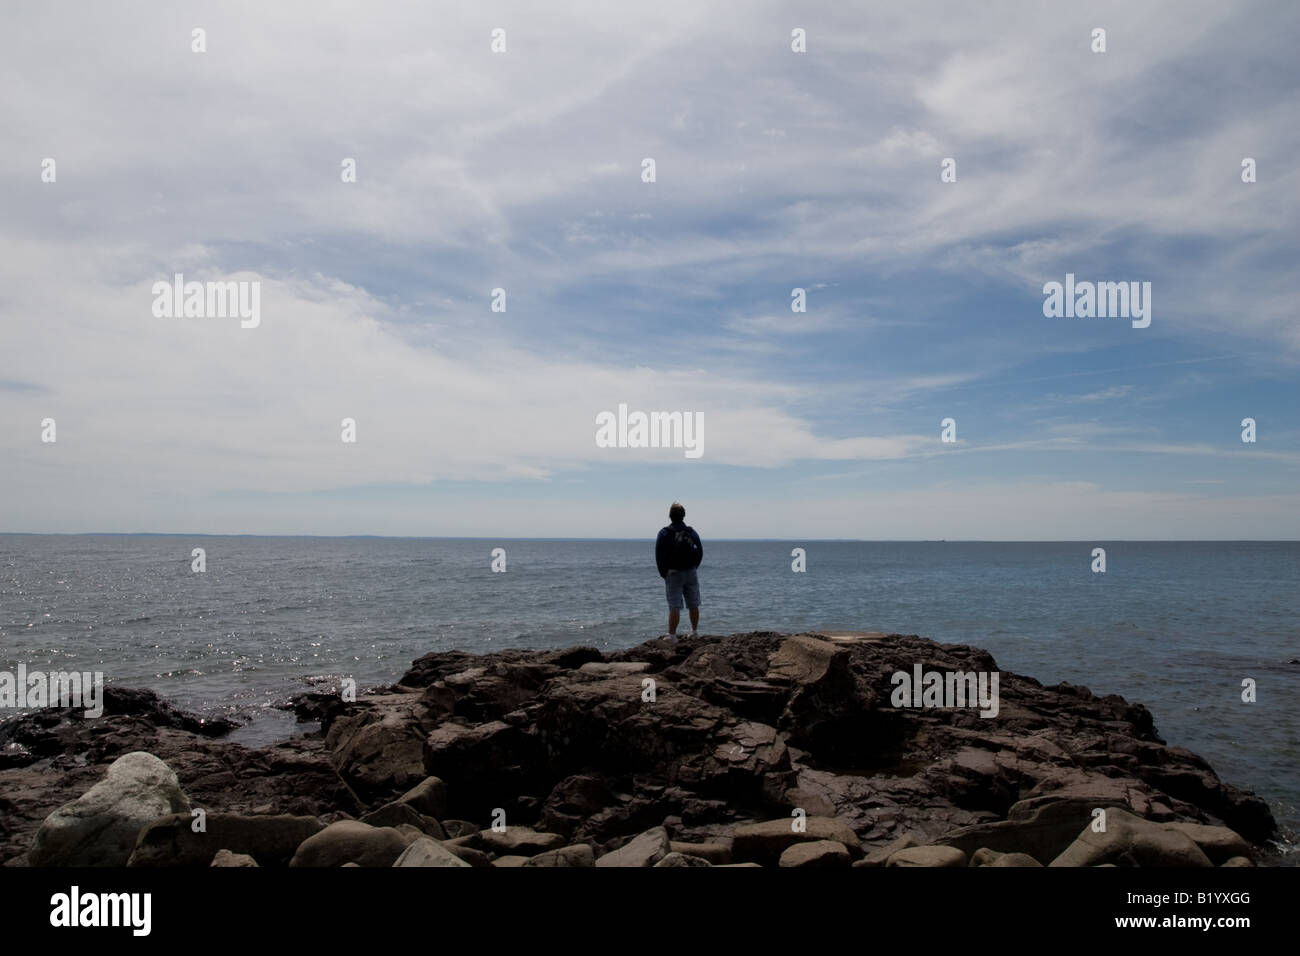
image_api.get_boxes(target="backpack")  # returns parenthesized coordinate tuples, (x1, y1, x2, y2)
(669, 526, 699, 569)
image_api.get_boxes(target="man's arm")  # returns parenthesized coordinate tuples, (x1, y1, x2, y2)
(692, 529, 703, 568)
(654, 530, 669, 578)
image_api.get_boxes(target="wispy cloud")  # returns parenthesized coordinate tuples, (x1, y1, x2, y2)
(1, 0, 1296, 536)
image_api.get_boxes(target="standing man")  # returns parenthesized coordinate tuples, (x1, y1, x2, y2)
(655, 502, 703, 637)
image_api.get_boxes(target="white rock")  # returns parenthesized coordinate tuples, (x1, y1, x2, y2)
(30, 752, 190, 866)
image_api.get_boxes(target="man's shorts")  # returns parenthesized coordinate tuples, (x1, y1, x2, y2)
(665, 568, 701, 610)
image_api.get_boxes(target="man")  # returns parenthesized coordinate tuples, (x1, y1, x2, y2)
(655, 501, 703, 637)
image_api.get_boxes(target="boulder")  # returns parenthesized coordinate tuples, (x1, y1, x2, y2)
(525, 844, 596, 867)
(396, 777, 448, 821)
(991, 852, 1043, 867)
(765, 636, 864, 753)
(492, 855, 530, 867)
(669, 841, 731, 865)
(30, 752, 191, 866)
(288, 821, 414, 867)
(211, 849, 258, 867)
(443, 844, 492, 867)
(477, 827, 565, 856)
(655, 851, 713, 867)
(767, 635, 844, 686)
(393, 836, 471, 867)
(731, 816, 859, 864)
(855, 835, 917, 867)
(595, 826, 671, 867)
(325, 694, 430, 803)
(1050, 809, 1213, 867)
(128, 812, 323, 867)
(359, 801, 446, 839)
(887, 845, 968, 867)
(1161, 822, 1253, 865)
(779, 840, 851, 868)
(938, 794, 1131, 865)
(1221, 856, 1254, 867)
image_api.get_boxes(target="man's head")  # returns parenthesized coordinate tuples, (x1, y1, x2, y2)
(669, 502, 685, 522)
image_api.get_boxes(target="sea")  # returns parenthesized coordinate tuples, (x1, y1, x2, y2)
(1, 535, 1296, 857)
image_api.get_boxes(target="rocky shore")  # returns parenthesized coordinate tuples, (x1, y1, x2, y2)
(0, 631, 1277, 867)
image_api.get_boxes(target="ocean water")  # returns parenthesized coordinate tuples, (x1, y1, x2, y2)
(1, 535, 1296, 854)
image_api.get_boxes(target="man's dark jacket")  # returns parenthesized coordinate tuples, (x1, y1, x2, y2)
(655, 521, 703, 579)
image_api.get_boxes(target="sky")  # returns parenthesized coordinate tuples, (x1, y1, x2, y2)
(1, 0, 1297, 539)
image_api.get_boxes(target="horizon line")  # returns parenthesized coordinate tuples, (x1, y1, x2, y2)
(1, 532, 1298, 543)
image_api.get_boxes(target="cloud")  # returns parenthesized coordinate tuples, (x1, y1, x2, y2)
(1, 0, 1296, 535)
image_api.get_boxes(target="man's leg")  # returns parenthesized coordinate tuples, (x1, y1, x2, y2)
(684, 570, 701, 634)
(668, 608, 680, 635)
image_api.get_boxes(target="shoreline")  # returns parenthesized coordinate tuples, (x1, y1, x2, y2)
(0, 630, 1284, 868)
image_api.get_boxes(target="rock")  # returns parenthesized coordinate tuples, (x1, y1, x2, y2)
(578, 662, 652, 677)
(2, 629, 1278, 872)
(392, 836, 471, 867)
(887, 845, 968, 867)
(669, 841, 731, 865)
(1221, 856, 1254, 867)
(655, 851, 713, 867)
(440, 820, 481, 839)
(396, 777, 448, 821)
(779, 840, 851, 868)
(766, 636, 864, 753)
(128, 812, 323, 867)
(288, 821, 414, 868)
(1161, 822, 1253, 865)
(540, 775, 616, 838)
(30, 752, 191, 866)
(939, 793, 1132, 865)
(0, 688, 236, 763)
(970, 847, 1001, 866)
(1134, 758, 1274, 843)
(1050, 809, 1213, 867)
(731, 816, 860, 864)
(359, 801, 446, 839)
(443, 833, 484, 850)
(767, 635, 844, 686)
(443, 843, 492, 867)
(325, 694, 430, 803)
(717, 862, 763, 867)
(990, 852, 1043, 867)
(477, 827, 565, 856)
(492, 855, 530, 867)
(596, 826, 671, 867)
(533, 675, 795, 817)
(423, 721, 547, 820)
(856, 835, 917, 867)
(409, 657, 566, 721)
(525, 844, 596, 867)
(210, 849, 258, 867)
